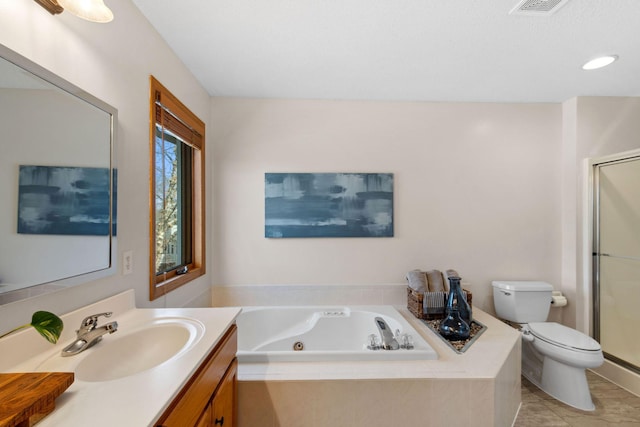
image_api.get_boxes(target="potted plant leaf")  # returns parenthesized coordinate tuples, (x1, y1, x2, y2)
(0, 311, 63, 344)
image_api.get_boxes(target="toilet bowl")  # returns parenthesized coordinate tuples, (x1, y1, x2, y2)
(521, 322, 604, 410)
(492, 281, 604, 411)
(527, 322, 603, 368)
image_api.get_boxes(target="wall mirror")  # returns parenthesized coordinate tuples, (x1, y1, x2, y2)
(0, 43, 117, 305)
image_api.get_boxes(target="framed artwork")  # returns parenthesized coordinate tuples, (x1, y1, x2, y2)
(265, 172, 394, 238)
(17, 165, 113, 236)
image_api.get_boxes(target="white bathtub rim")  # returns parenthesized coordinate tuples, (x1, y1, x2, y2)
(236, 305, 438, 362)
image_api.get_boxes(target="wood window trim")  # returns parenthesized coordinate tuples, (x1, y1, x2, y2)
(149, 76, 206, 301)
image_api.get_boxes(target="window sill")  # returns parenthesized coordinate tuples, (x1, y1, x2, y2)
(150, 266, 205, 301)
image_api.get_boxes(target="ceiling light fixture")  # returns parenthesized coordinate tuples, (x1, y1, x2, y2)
(58, 0, 113, 22)
(33, 0, 113, 23)
(582, 55, 618, 71)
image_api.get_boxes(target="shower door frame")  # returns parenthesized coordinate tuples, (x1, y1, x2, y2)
(591, 149, 640, 375)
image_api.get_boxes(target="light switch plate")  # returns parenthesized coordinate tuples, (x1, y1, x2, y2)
(123, 250, 133, 275)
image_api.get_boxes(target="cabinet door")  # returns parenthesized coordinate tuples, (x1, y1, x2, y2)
(196, 402, 212, 427)
(212, 360, 237, 427)
(156, 326, 237, 427)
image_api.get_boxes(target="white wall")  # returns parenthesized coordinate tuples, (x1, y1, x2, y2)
(210, 98, 563, 312)
(0, 1, 213, 335)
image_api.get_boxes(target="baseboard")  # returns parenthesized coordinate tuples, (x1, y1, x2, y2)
(592, 359, 640, 398)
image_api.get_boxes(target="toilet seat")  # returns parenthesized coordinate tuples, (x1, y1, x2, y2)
(528, 322, 601, 352)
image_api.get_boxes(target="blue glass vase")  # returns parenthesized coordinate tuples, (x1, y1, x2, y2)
(438, 276, 471, 341)
(438, 306, 470, 341)
(449, 276, 471, 324)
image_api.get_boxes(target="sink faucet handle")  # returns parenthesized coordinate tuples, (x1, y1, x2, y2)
(80, 312, 113, 328)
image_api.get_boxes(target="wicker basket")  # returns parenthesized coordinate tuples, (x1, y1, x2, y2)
(407, 287, 473, 320)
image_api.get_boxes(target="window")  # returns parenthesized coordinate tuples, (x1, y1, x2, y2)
(149, 76, 205, 300)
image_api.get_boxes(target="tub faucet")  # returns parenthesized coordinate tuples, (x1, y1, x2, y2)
(374, 317, 399, 350)
(61, 312, 118, 357)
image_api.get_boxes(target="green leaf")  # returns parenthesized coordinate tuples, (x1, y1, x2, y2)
(31, 311, 64, 344)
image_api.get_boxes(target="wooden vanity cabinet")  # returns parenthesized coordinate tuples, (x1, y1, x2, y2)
(196, 359, 237, 427)
(211, 359, 237, 426)
(156, 325, 237, 427)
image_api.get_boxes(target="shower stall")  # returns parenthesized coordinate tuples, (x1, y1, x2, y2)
(593, 152, 640, 373)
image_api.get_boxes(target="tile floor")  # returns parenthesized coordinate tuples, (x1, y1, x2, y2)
(515, 371, 640, 426)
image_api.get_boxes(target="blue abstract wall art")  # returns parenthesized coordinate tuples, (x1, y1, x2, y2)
(265, 173, 394, 238)
(17, 165, 113, 236)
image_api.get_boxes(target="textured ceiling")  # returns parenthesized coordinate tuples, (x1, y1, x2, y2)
(131, 0, 640, 103)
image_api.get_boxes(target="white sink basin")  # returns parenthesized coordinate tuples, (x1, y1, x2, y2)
(38, 317, 205, 382)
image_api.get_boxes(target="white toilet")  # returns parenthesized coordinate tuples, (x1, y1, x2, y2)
(492, 280, 604, 411)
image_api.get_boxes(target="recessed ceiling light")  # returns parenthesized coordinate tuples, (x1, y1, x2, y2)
(582, 55, 618, 71)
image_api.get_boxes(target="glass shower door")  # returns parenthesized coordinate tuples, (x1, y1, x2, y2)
(595, 156, 640, 372)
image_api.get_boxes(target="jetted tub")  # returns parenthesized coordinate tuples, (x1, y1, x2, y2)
(236, 306, 438, 362)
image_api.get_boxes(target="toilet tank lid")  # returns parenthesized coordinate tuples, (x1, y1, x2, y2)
(492, 281, 554, 292)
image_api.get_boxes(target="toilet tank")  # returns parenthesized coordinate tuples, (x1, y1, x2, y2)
(492, 281, 553, 323)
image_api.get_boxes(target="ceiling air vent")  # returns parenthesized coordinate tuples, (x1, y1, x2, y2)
(510, 0, 570, 15)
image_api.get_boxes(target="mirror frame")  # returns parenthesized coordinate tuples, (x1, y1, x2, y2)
(0, 43, 117, 304)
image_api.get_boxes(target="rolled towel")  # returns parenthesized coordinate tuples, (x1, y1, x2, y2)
(406, 270, 428, 292)
(445, 269, 459, 278)
(426, 270, 446, 292)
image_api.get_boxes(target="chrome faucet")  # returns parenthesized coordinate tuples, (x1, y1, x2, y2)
(61, 312, 118, 357)
(374, 317, 399, 350)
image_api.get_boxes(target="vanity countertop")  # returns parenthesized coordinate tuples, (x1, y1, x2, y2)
(0, 290, 241, 427)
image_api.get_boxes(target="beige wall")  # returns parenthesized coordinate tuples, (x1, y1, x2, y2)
(0, 1, 212, 334)
(210, 98, 563, 312)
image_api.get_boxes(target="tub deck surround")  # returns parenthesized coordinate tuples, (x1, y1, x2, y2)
(0, 290, 241, 427)
(237, 308, 522, 427)
(238, 308, 519, 381)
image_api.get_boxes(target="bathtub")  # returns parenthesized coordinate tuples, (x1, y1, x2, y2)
(236, 305, 438, 362)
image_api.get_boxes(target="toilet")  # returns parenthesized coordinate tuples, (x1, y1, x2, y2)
(492, 280, 604, 411)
